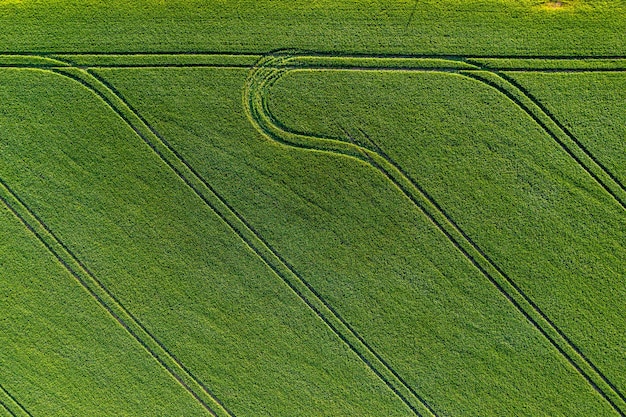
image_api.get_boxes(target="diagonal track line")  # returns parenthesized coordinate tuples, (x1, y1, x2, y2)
(0, 384, 30, 417)
(42, 52, 626, 415)
(2, 59, 427, 417)
(0, 403, 13, 417)
(0, 58, 234, 417)
(458, 69, 626, 408)
(0, 402, 14, 417)
(2, 52, 626, 415)
(0, 179, 229, 417)
(462, 70, 626, 214)
(497, 70, 626, 196)
(245, 54, 438, 416)
(356, 128, 626, 415)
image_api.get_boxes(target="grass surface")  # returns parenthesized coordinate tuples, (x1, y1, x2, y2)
(0, 0, 626, 55)
(95, 65, 621, 416)
(1, 1, 626, 416)
(0, 68, 418, 417)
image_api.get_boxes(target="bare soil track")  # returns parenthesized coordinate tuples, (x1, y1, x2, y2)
(1, 51, 625, 417)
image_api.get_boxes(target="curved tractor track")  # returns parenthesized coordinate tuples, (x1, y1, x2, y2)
(244, 51, 626, 416)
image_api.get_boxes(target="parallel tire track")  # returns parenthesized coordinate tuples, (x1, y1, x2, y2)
(0, 403, 13, 417)
(453, 73, 626, 409)
(451, 69, 626, 409)
(497, 71, 626, 196)
(0, 402, 14, 417)
(442, 71, 626, 409)
(0, 384, 31, 417)
(244, 52, 626, 416)
(462, 70, 626, 213)
(0, 178, 228, 417)
(52, 67, 240, 417)
(2, 53, 625, 416)
(2, 60, 430, 417)
(355, 129, 626, 414)
(245, 55, 439, 416)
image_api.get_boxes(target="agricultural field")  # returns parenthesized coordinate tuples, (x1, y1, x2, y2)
(1, 1, 626, 416)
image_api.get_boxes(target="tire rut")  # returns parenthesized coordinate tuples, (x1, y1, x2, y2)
(462, 70, 626, 214)
(78, 59, 433, 417)
(0, 70, 233, 416)
(0, 384, 31, 417)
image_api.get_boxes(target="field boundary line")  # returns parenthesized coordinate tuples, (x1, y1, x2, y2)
(44, 63, 436, 417)
(3, 53, 626, 71)
(0, 177, 229, 415)
(245, 52, 626, 416)
(3, 51, 626, 59)
(0, 384, 30, 417)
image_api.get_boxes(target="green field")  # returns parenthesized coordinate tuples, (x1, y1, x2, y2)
(1, 1, 626, 416)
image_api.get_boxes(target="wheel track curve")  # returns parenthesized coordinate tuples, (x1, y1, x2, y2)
(75, 61, 436, 417)
(1, 62, 431, 416)
(244, 51, 626, 416)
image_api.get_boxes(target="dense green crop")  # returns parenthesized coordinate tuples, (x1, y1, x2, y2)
(265, 63, 626, 400)
(1, 0, 626, 55)
(0, 68, 415, 417)
(2, 1, 626, 416)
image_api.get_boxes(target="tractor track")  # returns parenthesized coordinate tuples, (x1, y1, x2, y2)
(496, 71, 626, 193)
(0, 178, 229, 417)
(76, 63, 435, 417)
(0, 383, 30, 417)
(463, 70, 626, 213)
(2, 63, 430, 416)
